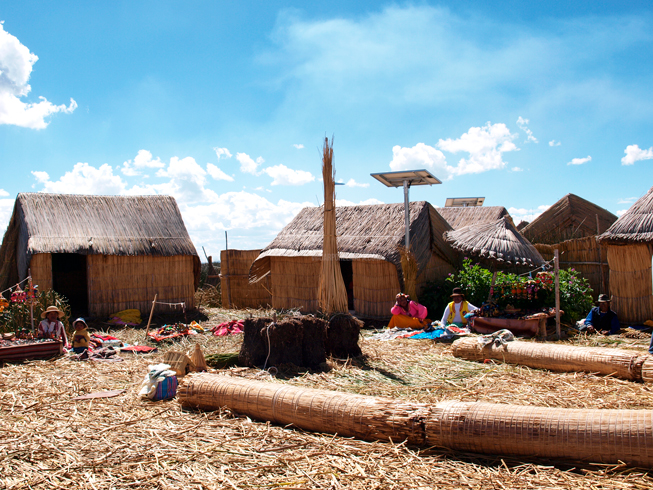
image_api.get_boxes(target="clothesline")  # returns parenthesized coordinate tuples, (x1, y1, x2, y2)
(0, 276, 32, 297)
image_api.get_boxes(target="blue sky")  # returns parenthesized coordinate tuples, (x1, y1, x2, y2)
(1, 1, 653, 256)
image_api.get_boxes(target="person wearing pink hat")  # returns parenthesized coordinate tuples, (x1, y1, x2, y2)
(37, 305, 68, 345)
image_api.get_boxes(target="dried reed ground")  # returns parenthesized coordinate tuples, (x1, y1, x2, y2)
(2, 308, 653, 489)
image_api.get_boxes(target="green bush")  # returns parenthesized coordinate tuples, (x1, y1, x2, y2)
(1, 289, 71, 335)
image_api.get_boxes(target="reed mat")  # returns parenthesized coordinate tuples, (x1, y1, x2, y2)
(2, 306, 653, 489)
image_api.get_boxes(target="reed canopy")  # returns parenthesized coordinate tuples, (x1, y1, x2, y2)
(521, 193, 617, 245)
(0, 193, 200, 317)
(444, 217, 544, 268)
(436, 205, 513, 230)
(598, 185, 653, 323)
(248, 201, 457, 316)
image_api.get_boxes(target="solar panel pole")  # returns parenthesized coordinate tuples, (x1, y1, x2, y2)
(403, 179, 410, 249)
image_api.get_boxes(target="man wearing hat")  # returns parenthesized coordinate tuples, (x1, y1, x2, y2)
(440, 287, 477, 327)
(37, 305, 68, 345)
(579, 294, 620, 335)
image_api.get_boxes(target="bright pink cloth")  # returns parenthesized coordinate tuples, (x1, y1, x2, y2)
(390, 300, 427, 320)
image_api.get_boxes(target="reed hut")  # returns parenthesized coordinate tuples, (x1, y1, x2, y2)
(220, 249, 271, 309)
(436, 205, 513, 230)
(521, 194, 617, 245)
(0, 193, 200, 317)
(248, 201, 457, 317)
(599, 186, 653, 323)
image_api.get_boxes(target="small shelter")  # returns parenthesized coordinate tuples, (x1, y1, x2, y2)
(0, 193, 200, 317)
(248, 201, 457, 317)
(436, 206, 513, 230)
(599, 186, 653, 323)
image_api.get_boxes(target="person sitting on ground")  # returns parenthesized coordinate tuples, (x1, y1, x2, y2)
(440, 287, 477, 328)
(387, 293, 431, 329)
(578, 294, 620, 335)
(71, 317, 90, 354)
(38, 305, 68, 345)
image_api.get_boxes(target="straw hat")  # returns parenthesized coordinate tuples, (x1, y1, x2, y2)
(41, 305, 64, 319)
(450, 287, 465, 298)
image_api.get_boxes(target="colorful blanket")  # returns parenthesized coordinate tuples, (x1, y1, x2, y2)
(211, 319, 244, 336)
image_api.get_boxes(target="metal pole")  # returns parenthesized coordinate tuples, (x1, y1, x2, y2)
(554, 249, 561, 340)
(403, 179, 410, 249)
(225, 231, 229, 250)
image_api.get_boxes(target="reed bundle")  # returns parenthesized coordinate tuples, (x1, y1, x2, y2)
(452, 337, 653, 382)
(318, 137, 348, 314)
(398, 245, 418, 300)
(178, 373, 653, 468)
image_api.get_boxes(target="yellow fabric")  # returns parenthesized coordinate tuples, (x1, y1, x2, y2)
(447, 300, 470, 325)
(387, 314, 431, 330)
(108, 309, 143, 325)
(72, 328, 90, 348)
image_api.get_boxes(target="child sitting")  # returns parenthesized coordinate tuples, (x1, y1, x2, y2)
(71, 318, 90, 354)
(38, 306, 68, 345)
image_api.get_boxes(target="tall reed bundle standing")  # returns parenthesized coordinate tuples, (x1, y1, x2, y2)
(318, 137, 348, 314)
(452, 337, 653, 382)
(397, 246, 417, 300)
(178, 373, 653, 468)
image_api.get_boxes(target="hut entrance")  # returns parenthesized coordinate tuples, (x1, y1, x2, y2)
(340, 260, 354, 311)
(52, 253, 89, 315)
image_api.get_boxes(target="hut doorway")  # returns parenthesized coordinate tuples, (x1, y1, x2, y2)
(339, 260, 354, 311)
(52, 253, 89, 315)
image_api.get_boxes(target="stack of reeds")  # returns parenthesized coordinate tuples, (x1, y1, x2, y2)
(178, 373, 653, 467)
(397, 246, 418, 300)
(452, 337, 653, 382)
(318, 137, 348, 314)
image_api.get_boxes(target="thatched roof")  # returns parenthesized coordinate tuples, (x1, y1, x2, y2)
(599, 186, 653, 244)
(521, 194, 617, 245)
(435, 206, 513, 230)
(0, 193, 199, 289)
(443, 217, 544, 267)
(516, 220, 529, 231)
(249, 201, 456, 283)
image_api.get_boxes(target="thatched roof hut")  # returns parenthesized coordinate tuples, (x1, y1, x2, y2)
(598, 187, 653, 323)
(435, 206, 513, 230)
(521, 194, 617, 245)
(444, 217, 544, 268)
(248, 201, 456, 317)
(0, 193, 200, 317)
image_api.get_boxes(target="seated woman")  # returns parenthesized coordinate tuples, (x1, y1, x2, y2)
(440, 287, 477, 328)
(38, 305, 68, 345)
(387, 293, 431, 329)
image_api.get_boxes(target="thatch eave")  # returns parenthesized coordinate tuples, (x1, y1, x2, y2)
(599, 186, 653, 245)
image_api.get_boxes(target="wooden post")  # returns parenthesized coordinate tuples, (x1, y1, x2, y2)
(554, 249, 561, 340)
(144, 294, 157, 340)
(596, 214, 604, 294)
(28, 269, 34, 334)
(487, 271, 497, 302)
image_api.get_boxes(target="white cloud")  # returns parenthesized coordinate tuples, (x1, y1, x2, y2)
(344, 178, 369, 188)
(0, 197, 14, 237)
(32, 163, 126, 194)
(213, 147, 232, 160)
(121, 149, 165, 176)
(262, 164, 315, 185)
(508, 204, 550, 223)
(0, 22, 77, 129)
(516, 116, 538, 143)
(336, 198, 384, 207)
(437, 122, 518, 175)
(617, 197, 637, 204)
(0, 189, 8, 197)
(567, 155, 592, 165)
(549, 140, 561, 147)
(616, 209, 628, 217)
(510, 167, 523, 172)
(206, 163, 234, 182)
(621, 144, 653, 166)
(390, 143, 454, 179)
(293, 144, 304, 149)
(236, 152, 263, 174)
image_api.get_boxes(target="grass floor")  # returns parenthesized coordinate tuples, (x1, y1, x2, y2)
(2, 307, 653, 489)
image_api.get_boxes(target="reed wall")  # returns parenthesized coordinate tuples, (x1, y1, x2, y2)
(352, 259, 400, 317)
(87, 254, 196, 317)
(607, 244, 653, 323)
(535, 236, 609, 298)
(220, 249, 271, 309)
(416, 253, 456, 297)
(29, 253, 53, 291)
(270, 256, 320, 312)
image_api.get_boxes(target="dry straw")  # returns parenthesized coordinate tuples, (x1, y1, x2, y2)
(398, 245, 418, 299)
(452, 337, 653, 382)
(178, 373, 653, 468)
(318, 136, 348, 314)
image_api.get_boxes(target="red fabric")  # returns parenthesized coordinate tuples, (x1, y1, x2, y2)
(211, 319, 244, 336)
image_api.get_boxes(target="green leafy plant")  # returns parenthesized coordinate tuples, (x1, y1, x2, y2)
(1, 289, 71, 335)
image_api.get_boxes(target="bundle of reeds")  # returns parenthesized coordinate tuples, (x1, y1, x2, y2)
(318, 137, 348, 314)
(178, 373, 653, 468)
(452, 337, 653, 382)
(397, 245, 417, 300)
